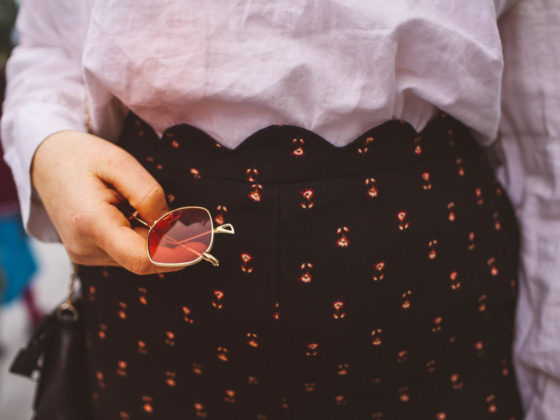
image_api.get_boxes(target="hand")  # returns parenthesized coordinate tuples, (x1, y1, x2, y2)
(31, 130, 182, 275)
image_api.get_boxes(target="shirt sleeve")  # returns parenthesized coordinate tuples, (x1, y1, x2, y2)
(495, 0, 560, 418)
(0, 0, 86, 242)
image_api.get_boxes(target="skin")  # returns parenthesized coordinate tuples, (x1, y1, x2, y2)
(31, 130, 183, 275)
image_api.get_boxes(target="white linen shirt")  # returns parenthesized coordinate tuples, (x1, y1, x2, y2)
(1, 1, 559, 417)
(497, 1, 560, 418)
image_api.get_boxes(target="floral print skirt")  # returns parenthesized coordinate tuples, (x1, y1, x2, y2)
(78, 112, 523, 419)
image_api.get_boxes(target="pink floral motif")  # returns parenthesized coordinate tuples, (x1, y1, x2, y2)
(357, 136, 374, 154)
(211, 290, 225, 309)
(428, 239, 438, 259)
(336, 226, 350, 247)
(214, 204, 227, 225)
(291, 138, 305, 157)
(372, 261, 385, 281)
(190, 168, 201, 179)
(245, 168, 260, 182)
(299, 188, 315, 209)
(365, 177, 379, 198)
(413, 136, 422, 155)
(248, 184, 263, 202)
(241, 252, 254, 273)
(397, 211, 410, 230)
(332, 300, 346, 319)
(299, 262, 313, 284)
(421, 172, 432, 190)
(371, 329, 383, 346)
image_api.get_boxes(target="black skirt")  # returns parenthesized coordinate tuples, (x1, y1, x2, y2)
(78, 112, 523, 420)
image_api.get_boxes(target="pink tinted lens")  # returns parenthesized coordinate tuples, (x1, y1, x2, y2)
(148, 208, 213, 264)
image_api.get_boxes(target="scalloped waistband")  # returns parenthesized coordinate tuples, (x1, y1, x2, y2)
(118, 111, 480, 183)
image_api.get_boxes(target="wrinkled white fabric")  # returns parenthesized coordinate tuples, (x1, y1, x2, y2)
(496, 0, 560, 418)
(2, 1, 560, 416)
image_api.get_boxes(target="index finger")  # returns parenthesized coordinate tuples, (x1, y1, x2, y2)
(93, 139, 169, 225)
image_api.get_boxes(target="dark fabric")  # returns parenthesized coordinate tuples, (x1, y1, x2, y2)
(0, 68, 19, 208)
(0, 0, 17, 53)
(78, 112, 523, 419)
(0, 142, 18, 208)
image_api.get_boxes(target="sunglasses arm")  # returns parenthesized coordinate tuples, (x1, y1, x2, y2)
(214, 223, 235, 235)
(129, 211, 151, 229)
(200, 225, 234, 267)
(202, 252, 220, 267)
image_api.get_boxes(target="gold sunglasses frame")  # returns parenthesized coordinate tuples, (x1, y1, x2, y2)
(130, 206, 235, 268)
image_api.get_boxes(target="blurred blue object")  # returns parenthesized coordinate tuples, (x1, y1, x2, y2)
(0, 212, 37, 304)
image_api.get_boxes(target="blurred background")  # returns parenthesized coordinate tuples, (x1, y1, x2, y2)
(0, 1, 72, 419)
(0, 243, 70, 420)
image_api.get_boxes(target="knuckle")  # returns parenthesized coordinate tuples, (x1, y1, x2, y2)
(69, 210, 95, 235)
(139, 184, 165, 207)
(69, 211, 86, 228)
(104, 147, 131, 170)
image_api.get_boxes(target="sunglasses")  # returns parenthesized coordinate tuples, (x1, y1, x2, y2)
(128, 206, 235, 267)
